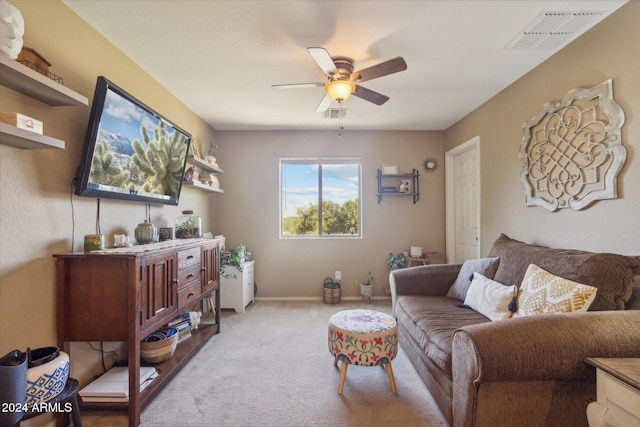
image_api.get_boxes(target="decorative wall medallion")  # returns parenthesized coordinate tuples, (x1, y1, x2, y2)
(519, 79, 625, 211)
(422, 158, 438, 172)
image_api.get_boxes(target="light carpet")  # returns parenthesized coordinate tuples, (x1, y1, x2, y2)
(81, 300, 448, 426)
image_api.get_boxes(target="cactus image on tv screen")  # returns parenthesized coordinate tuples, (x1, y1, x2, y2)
(88, 89, 187, 198)
(76, 76, 191, 205)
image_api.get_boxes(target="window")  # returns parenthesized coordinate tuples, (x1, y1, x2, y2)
(280, 157, 361, 238)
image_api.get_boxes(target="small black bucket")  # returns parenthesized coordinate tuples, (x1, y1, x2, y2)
(0, 349, 27, 425)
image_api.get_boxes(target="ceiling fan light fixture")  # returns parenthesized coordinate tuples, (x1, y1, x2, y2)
(325, 80, 355, 102)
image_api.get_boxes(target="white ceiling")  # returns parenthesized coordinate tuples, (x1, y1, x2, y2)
(62, 0, 626, 131)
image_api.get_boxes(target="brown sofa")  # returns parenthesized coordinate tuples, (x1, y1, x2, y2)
(390, 234, 640, 427)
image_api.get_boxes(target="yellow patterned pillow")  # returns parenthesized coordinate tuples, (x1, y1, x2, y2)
(513, 264, 597, 317)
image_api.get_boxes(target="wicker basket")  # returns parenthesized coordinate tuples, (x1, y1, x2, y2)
(140, 332, 178, 364)
(323, 278, 341, 304)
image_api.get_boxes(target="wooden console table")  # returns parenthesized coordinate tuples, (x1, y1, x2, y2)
(54, 238, 221, 427)
(585, 357, 640, 427)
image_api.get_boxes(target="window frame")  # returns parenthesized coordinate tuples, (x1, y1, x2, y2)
(279, 157, 362, 239)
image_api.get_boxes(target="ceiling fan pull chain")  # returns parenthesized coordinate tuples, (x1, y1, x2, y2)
(338, 101, 344, 137)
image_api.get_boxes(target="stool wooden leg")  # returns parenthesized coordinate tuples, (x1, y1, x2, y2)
(337, 361, 348, 394)
(385, 362, 397, 394)
(333, 355, 338, 367)
(70, 392, 82, 427)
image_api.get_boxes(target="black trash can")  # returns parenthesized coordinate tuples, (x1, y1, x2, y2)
(0, 349, 27, 426)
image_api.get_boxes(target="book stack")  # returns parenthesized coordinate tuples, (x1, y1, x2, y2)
(167, 313, 193, 343)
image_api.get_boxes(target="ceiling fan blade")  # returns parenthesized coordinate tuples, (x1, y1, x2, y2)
(315, 94, 333, 112)
(352, 85, 389, 105)
(351, 57, 407, 83)
(272, 82, 324, 89)
(307, 47, 337, 77)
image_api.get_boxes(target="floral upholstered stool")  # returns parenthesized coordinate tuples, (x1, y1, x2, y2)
(328, 309, 398, 394)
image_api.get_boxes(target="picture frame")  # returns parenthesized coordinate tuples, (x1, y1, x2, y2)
(381, 164, 398, 175)
(190, 136, 201, 158)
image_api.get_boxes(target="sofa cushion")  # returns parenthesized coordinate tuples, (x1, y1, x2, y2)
(514, 264, 598, 317)
(627, 278, 640, 310)
(488, 234, 640, 310)
(446, 257, 500, 300)
(395, 295, 490, 375)
(464, 272, 517, 321)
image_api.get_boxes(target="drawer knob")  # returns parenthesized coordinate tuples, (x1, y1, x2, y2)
(201, 267, 207, 271)
(188, 292, 194, 297)
(187, 255, 194, 259)
(172, 279, 178, 285)
(187, 273, 194, 279)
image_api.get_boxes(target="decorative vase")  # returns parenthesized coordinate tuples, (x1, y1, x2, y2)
(25, 347, 70, 407)
(84, 233, 105, 251)
(0, 349, 27, 425)
(360, 283, 373, 303)
(410, 246, 423, 258)
(135, 220, 158, 244)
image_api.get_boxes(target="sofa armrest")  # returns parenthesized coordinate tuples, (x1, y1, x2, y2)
(389, 264, 461, 315)
(452, 310, 640, 424)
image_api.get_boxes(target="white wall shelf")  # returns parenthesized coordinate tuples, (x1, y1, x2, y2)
(186, 154, 224, 174)
(184, 155, 224, 193)
(0, 55, 88, 106)
(0, 56, 87, 149)
(183, 179, 224, 193)
(0, 122, 65, 149)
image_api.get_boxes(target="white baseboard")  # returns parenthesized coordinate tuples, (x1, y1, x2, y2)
(254, 296, 391, 302)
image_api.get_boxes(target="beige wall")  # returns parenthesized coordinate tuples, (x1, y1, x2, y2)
(445, 1, 640, 256)
(0, 1, 216, 416)
(215, 130, 446, 298)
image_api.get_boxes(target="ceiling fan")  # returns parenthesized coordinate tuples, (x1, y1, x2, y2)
(272, 47, 407, 112)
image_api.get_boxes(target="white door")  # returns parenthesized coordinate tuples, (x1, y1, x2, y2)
(446, 137, 480, 263)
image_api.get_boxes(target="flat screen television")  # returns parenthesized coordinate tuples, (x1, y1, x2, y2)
(75, 76, 191, 205)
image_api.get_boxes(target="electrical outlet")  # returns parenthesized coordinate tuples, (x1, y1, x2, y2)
(335, 271, 341, 281)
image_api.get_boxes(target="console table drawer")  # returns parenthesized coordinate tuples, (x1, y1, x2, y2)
(178, 280, 201, 309)
(178, 247, 201, 268)
(178, 264, 201, 287)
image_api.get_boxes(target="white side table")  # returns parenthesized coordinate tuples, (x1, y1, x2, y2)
(220, 260, 255, 313)
(585, 358, 640, 427)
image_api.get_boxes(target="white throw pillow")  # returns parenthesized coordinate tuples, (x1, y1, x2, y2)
(514, 264, 597, 317)
(463, 272, 517, 321)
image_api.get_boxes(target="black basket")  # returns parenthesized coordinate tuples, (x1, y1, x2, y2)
(322, 277, 341, 304)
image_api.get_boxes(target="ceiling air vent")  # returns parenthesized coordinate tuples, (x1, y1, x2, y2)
(506, 11, 604, 50)
(323, 108, 348, 119)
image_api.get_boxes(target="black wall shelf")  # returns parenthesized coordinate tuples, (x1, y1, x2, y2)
(376, 168, 420, 204)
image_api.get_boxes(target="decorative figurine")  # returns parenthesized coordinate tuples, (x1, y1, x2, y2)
(0, 0, 24, 60)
